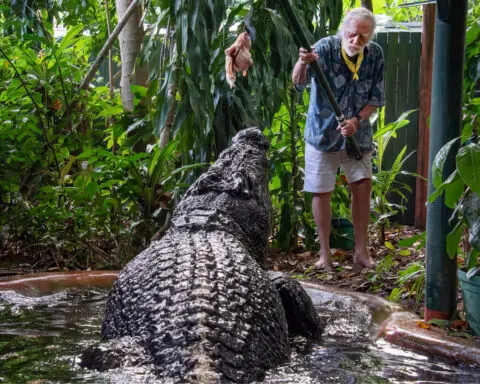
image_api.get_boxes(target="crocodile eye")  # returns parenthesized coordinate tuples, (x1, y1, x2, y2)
(230, 171, 252, 198)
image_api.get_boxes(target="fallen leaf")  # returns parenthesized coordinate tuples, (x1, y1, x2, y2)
(298, 251, 313, 259)
(415, 320, 431, 329)
(449, 320, 469, 332)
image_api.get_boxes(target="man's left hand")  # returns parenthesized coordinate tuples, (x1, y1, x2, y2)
(337, 118, 359, 137)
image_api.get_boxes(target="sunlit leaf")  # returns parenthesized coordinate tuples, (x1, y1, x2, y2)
(431, 137, 460, 189)
(456, 144, 480, 195)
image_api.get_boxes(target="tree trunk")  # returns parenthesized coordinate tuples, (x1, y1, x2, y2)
(116, 0, 147, 111)
(361, 0, 373, 12)
(78, 0, 139, 91)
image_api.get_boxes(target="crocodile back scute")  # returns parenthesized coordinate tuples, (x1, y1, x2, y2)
(102, 228, 290, 383)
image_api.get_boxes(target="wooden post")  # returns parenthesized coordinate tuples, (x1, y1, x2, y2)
(415, 4, 436, 229)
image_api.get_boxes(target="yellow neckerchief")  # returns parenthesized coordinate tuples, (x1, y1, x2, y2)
(341, 47, 363, 81)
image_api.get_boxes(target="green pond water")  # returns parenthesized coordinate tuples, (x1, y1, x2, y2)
(0, 287, 479, 383)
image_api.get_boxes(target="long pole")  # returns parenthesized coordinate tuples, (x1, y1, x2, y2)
(425, 0, 468, 321)
(278, 0, 362, 160)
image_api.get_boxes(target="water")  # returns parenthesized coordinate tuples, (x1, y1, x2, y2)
(0, 287, 478, 383)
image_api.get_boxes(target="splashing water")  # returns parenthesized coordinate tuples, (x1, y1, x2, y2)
(0, 286, 478, 383)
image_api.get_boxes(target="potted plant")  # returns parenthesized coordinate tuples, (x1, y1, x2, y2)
(429, 138, 480, 335)
(330, 175, 354, 250)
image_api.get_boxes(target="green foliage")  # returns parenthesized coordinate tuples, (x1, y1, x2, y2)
(0, 11, 199, 267)
(429, 135, 480, 278)
(3, 0, 430, 267)
(266, 89, 309, 250)
(395, 261, 425, 312)
(367, 254, 396, 292)
(371, 108, 418, 244)
(382, 0, 423, 23)
(143, 0, 349, 167)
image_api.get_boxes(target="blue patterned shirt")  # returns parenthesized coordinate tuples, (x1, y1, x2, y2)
(296, 35, 385, 152)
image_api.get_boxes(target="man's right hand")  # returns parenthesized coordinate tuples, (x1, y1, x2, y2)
(298, 47, 319, 65)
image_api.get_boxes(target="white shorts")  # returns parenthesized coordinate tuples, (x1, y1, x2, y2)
(304, 142, 372, 193)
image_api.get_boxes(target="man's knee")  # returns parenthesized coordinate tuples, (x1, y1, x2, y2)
(349, 177, 371, 187)
(312, 191, 332, 200)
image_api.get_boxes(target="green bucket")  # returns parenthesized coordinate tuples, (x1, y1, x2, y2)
(329, 218, 355, 250)
(458, 269, 480, 336)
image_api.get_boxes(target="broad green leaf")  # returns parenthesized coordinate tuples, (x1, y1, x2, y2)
(270, 175, 281, 190)
(428, 169, 460, 204)
(444, 170, 465, 209)
(73, 175, 87, 188)
(432, 137, 460, 189)
(466, 24, 480, 45)
(398, 232, 426, 247)
(456, 144, 480, 195)
(86, 181, 98, 198)
(103, 197, 120, 210)
(446, 220, 463, 259)
(58, 24, 84, 53)
(385, 241, 395, 250)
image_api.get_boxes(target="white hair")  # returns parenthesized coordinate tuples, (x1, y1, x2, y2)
(339, 7, 376, 42)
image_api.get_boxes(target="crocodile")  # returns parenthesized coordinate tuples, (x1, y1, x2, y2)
(80, 127, 322, 382)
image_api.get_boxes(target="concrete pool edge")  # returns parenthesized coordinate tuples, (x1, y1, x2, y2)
(302, 281, 480, 366)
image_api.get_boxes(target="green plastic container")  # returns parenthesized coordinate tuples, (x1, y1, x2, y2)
(458, 269, 480, 336)
(329, 218, 355, 250)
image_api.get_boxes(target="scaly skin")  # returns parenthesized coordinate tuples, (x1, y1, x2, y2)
(81, 128, 321, 383)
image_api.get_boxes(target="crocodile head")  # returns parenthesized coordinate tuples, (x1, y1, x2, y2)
(172, 127, 271, 264)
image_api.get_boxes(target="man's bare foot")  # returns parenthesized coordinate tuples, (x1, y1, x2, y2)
(354, 247, 375, 269)
(314, 252, 331, 270)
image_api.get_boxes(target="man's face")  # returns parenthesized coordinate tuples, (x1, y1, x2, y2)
(342, 17, 372, 57)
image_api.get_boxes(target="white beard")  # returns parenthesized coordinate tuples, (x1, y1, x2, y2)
(342, 39, 365, 57)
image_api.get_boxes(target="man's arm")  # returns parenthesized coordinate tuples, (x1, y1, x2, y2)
(292, 60, 308, 85)
(355, 104, 378, 123)
(292, 47, 319, 86)
(338, 105, 378, 137)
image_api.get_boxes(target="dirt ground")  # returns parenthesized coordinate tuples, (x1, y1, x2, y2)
(266, 225, 430, 317)
(266, 224, 480, 339)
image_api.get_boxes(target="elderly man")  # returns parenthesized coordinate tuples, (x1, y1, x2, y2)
(292, 8, 385, 269)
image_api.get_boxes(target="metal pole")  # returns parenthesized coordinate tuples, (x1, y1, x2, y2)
(278, 0, 362, 160)
(425, 0, 468, 321)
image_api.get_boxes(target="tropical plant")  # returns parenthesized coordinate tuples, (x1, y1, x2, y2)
(0, 0, 359, 267)
(267, 89, 308, 250)
(428, 138, 480, 278)
(391, 261, 425, 313)
(124, 140, 205, 246)
(370, 108, 418, 244)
